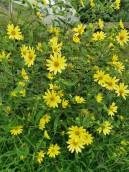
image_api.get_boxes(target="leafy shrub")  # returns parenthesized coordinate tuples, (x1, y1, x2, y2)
(0, 0, 129, 171)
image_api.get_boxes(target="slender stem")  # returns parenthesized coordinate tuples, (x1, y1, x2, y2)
(9, 0, 13, 17)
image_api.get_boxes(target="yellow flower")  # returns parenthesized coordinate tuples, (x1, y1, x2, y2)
(6, 106, 11, 113)
(97, 121, 112, 135)
(0, 51, 5, 61)
(24, 47, 36, 67)
(53, 27, 60, 36)
(37, 150, 45, 163)
(92, 31, 106, 41)
(10, 91, 18, 97)
(19, 89, 26, 97)
(72, 23, 86, 35)
(46, 53, 67, 75)
(84, 131, 93, 145)
(108, 102, 118, 117)
(80, 0, 85, 7)
(105, 76, 119, 90)
(36, 11, 43, 19)
(41, 114, 51, 124)
(10, 126, 23, 135)
(115, 0, 121, 10)
(115, 83, 129, 99)
(89, 0, 95, 7)
(20, 45, 28, 58)
(42, 0, 47, 7)
(44, 130, 50, 140)
(112, 54, 119, 62)
(75, 96, 85, 103)
(116, 29, 129, 46)
(113, 61, 125, 74)
(7, 24, 22, 40)
(36, 43, 43, 52)
(21, 68, 29, 80)
(67, 126, 87, 141)
(73, 33, 80, 43)
(119, 19, 124, 29)
(47, 144, 60, 158)
(47, 72, 54, 80)
(62, 99, 69, 108)
(43, 90, 61, 108)
(93, 70, 108, 86)
(98, 19, 104, 30)
(67, 138, 85, 154)
(51, 43, 62, 54)
(95, 93, 103, 103)
(49, 83, 58, 91)
(18, 82, 25, 87)
(39, 119, 45, 130)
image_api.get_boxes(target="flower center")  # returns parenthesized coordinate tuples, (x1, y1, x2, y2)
(28, 54, 33, 60)
(75, 131, 80, 136)
(50, 96, 55, 101)
(98, 76, 103, 80)
(54, 61, 59, 67)
(108, 82, 113, 86)
(120, 36, 124, 41)
(97, 35, 101, 40)
(119, 89, 124, 94)
(11, 30, 16, 35)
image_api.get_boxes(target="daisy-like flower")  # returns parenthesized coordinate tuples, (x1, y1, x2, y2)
(47, 144, 60, 158)
(24, 47, 36, 67)
(97, 121, 112, 135)
(67, 138, 85, 154)
(67, 126, 87, 141)
(92, 31, 106, 41)
(0, 51, 5, 61)
(36, 11, 43, 19)
(115, 0, 121, 10)
(49, 83, 58, 91)
(84, 131, 93, 145)
(72, 23, 86, 35)
(62, 99, 69, 108)
(40, 114, 51, 124)
(73, 33, 80, 43)
(116, 29, 129, 46)
(119, 19, 124, 29)
(105, 76, 119, 90)
(39, 119, 45, 130)
(20, 45, 28, 58)
(7, 24, 22, 40)
(46, 53, 67, 75)
(49, 27, 60, 36)
(44, 130, 50, 140)
(36, 43, 43, 52)
(75, 96, 85, 104)
(51, 43, 62, 54)
(10, 126, 23, 135)
(90, 0, 95, 7)
(37, 150, 45, 163)
(43, 90, 61, 108)
(21, 68, 29, 80)
(98, 19, 104, 30)
(108, 102, 118, 117)
(95, 93, 103, 103)
(115, 83, 129, 99)
(42, 0, 47, 7)
(93, 70, 108, 86)
(113, 61, 125, 74)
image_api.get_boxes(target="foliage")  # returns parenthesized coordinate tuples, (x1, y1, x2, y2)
(70, 0, 129, 23)
(0, 0, 129, 171)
